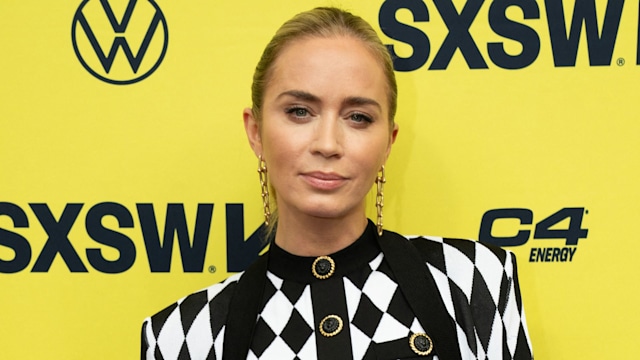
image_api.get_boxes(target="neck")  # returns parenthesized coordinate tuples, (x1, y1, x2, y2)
(274, 210, 368, 257)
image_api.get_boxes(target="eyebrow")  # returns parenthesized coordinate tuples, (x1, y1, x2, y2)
(276, 90, 320, 103)
(276, 90, 381, 111)
(342, 96, 381, 111)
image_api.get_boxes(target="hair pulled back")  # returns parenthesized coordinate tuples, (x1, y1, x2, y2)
(250, 7, 397, 127)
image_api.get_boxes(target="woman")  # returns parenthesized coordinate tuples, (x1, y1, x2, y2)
(142, 7, 532, 360)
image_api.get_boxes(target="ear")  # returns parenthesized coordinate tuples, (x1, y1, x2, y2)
(384, 122, 399, 161)
(243, 107, 263, 157)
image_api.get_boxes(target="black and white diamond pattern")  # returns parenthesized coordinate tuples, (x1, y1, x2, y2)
(143, 273, 242, 360)
(346, 254, 427, 357)
(248, 272, 316, 359)
(243, 252, 434, 360)
(142, 235, 532, 360)
(409, 235, 532, 359)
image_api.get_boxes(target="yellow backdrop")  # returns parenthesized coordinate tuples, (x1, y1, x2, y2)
(1, 0, 638, 358)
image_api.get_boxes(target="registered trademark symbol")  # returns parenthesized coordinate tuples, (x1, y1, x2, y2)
(208, 265, 217, 273)
(616, 58, 625, 66)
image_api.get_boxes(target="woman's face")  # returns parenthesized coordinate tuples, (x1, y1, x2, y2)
(245, 35, 398, 224)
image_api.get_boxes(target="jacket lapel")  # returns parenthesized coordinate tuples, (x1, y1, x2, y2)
(222, 253, 268, 360)
(377, 231, 462, 360)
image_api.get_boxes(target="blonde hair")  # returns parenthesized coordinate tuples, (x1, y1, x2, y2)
(250, 7, 397, 235)
(251, 7, 397, 127)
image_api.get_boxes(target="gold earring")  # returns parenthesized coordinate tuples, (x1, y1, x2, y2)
(375, 165, 385, 236)
(258, 155, 271, 226)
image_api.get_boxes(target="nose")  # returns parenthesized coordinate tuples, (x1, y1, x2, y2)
(311, 115, 343, 158)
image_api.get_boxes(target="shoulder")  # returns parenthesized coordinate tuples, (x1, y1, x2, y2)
(395, 233, 517, 296)
(141, 272, 244, 359)
(148, 271, 243, 326)
(402, 234, 512, 268)
(389, 233, 533, 358)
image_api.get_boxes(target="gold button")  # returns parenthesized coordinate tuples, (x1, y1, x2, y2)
(409, 333, 433, 356)
(312, 256, 335, 279)
(319, 315, 343, 337)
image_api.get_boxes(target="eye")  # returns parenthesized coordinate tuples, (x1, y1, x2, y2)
(349, 113, 373, 123)
(285, 107, 310, 118)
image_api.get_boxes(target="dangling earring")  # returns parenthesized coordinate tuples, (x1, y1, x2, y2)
(375, 165, 386, 236)
(257, 155, 271, 226)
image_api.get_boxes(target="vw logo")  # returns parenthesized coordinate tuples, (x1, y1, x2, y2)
(72, 0, 169, 85)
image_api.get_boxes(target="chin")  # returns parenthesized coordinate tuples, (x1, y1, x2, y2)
(298, 201, 360, 221)
(301, 207, 343, 219)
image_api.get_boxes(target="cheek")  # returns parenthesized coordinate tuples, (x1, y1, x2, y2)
(261, 126, 301, 174)
(353, 134, 390, 169)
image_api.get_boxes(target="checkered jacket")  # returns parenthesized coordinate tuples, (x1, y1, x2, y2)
(142, 224, 532, 360)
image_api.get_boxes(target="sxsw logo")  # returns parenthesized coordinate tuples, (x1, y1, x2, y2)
(72, 0, 169, 84)
(0, 202, 266, 274)
(380, 0, 631, 71)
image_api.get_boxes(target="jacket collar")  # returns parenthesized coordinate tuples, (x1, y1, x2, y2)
(268, 221, 379, 283)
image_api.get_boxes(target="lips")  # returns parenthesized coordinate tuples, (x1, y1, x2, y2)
(301, 171, 348, 190)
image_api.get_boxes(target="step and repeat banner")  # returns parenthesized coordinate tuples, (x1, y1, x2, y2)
(1, 0, 638, 358)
